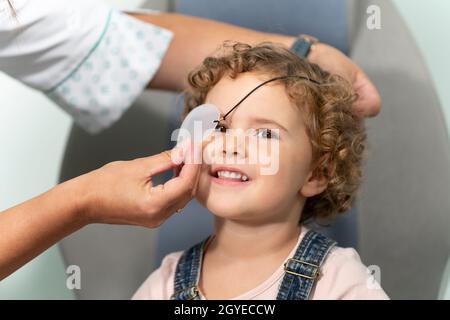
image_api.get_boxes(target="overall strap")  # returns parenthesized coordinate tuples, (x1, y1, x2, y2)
(277, 230, 337, 300)
(171, 237, 210, 300)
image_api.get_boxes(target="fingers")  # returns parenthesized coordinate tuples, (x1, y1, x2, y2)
(138, 150, 177, 178)
(310, 43, 381, 118)
(352, 70, 381, 117)
(173, 163, 183, 178)
(159, 162, 201, 204)
(139, 140, 194, 177)
(162, 193, 194, 220)
(141, 140, 202, 226)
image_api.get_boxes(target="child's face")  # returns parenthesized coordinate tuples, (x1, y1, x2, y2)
(196, 72, 327, 223)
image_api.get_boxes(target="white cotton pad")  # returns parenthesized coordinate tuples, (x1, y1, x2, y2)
(176, 103, 220, 145)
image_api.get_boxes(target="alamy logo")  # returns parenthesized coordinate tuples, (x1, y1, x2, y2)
(66, 265, 81, 290)
(171, 123, 281, 175)
(366, 265, 382, 290)
(366, 5, 381, 30)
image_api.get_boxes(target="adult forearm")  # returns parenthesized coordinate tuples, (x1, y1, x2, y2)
(130, 12, 295, 91)
(130, 12, 380, 116)
(0, 181, 86, 280)
(0, 146, 200, 281)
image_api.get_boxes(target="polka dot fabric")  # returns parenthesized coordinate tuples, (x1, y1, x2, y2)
(46, 9, 173, 134)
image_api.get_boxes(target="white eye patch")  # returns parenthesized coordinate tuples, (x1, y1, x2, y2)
(176, 103, 220, 145)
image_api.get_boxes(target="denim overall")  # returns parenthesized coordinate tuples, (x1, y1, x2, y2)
(171, 230, 337, 300)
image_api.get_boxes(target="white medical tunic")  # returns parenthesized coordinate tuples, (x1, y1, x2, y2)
(0, 0, 173, 133)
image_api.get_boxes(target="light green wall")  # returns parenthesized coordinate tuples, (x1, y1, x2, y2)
(393, 0, 450, 300)
(393, 0, 450, 133)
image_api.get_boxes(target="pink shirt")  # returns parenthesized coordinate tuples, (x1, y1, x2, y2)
(133, 228, 389, 300)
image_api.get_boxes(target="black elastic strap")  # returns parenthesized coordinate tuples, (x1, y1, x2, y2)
(214, 75, 321, 127)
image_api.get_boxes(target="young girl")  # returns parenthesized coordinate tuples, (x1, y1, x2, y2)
(133, 42, 388, 300)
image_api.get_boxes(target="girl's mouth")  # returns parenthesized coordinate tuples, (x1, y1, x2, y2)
(210, 166, 252, 186)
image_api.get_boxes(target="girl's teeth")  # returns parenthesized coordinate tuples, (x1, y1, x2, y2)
(217, 170, 249, 181)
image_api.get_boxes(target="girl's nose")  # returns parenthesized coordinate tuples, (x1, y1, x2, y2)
(221, 130, 247, 160)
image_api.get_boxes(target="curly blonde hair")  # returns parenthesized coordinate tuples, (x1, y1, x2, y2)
(184, 42, 366, 224)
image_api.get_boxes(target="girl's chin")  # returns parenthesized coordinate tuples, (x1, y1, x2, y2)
(196, 187, 254, 217)
(197, 189, 245, 206)
(206, 202, 268, 221)
(203, 201, 249, 219)
(205, 204, 243, 217)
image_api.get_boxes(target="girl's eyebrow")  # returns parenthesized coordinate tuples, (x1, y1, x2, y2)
(248, 116, 289, 132)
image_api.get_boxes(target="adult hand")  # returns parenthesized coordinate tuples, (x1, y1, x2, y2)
(308, 42, 381, 117)
(74, 142, 200, 228)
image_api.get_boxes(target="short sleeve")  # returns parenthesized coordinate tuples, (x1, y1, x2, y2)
(45, 10, 173, 134)
(313, 247, 390, 300)
(1, 0, 172, 134)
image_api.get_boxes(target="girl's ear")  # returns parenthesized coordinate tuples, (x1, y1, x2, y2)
(300, 170, 328, 198)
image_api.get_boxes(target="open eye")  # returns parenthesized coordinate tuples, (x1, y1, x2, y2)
(256, 128, 278, 139)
